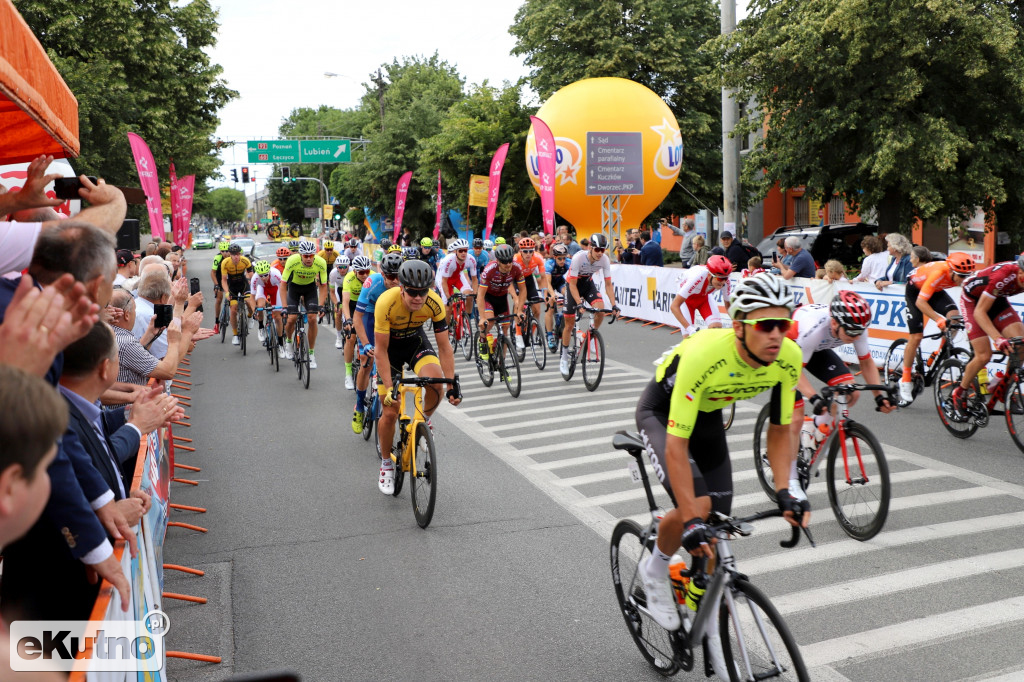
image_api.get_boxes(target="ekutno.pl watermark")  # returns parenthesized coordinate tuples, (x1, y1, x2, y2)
(9, 610, 169, 672)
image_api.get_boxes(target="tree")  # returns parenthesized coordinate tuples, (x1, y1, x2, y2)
(199, 187, 247, 223)
(510, 0, 723, 219)
(716, 0, 1024, 233)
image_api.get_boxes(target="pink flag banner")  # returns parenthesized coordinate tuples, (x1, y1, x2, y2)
(483, 142, 510, 241)
(530, 116, 557, 236)
(174, 175, 195, 247)
(433, 170, 442, 240)
(169, 161, 180, 244)
(127, 132, 165, 242)
(392, 171, 413, 242)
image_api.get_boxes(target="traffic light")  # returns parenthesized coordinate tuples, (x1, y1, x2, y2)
(231, 168, 238, 182)
(241, 166, 250, 183)
(281, 166, 291, 182)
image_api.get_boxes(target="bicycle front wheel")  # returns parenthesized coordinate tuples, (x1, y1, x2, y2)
(220, 303, 229, 343)
(294, 332, 305, 382)
(581, 328, 605, 391)
(719, 579, 809, 682)
(530, 318, 547, 370)
(934, 357, 978, 438)
(301, 331, 311, 390)
(751, 403, 777, 502)
(460, 312, 475, 361)
(240, 312, 248, 356)
(826, 422, 890, 541)
(362, 394, 376, 442)
(1004, 377, 1024, 454)
(497, 336, 522, 398)
(475, 331, 494, 387)
(882, 339, 917, 406)
(609, 520, 680, 676)
(410, 421, 437, 528)
(514, 322, 527, 363)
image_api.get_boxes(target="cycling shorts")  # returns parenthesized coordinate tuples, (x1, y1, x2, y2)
(677, 295, 721, 329)
(564, 278, 602, 317)
(523, 276, 540, 303)
(227, 278, 251, 298)
(905, 284, 957, 334)
(960, 295, 1020, 341)
(793, 348, 853, 408)
(287, 282, 320, 314)
(635, 380, 733, 515)
(379, 327, 439, 380)
(482, 292, 511, 318)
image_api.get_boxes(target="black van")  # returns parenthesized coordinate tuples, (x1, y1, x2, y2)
(755, 223, 879, 267)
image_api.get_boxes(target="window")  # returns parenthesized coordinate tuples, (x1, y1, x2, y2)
(828, 197, 845, 224)
(794, 198, 809, 226)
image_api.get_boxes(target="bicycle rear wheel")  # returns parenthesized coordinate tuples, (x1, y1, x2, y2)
(392, 426, 406, 497)
(294, 330, 305, 382)
(722, 403, 736, 431)
(719, 579, 809, 682)
(826, 422, 890, 541)
(300, 331, 311, 389)
(460, 312, 475, 361)
(1004, 376, 1024, 454)
(497, 336, 522, 398)
(882, 339, 920, 406)
(410, 421, 437, 528)
(220, 301, 229, 343)
(269, 319, 280, 372)
(609, 520, 680, 676)
(363, 391, 376, 442)
(934, 357, 978, 438)
(751, 404, 777, 503)
(529, 318, 547, 370)
(240, 307, 248, 355)
(475, 331, 494, 387)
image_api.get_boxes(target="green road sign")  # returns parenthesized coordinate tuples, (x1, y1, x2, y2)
(299, 140, 351, 163)
(259, 218, 272, 224)
(247, 140, 299, 163)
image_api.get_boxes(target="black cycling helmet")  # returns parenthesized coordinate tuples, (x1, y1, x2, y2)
(228, 243, 242, 254)
(589, 233, 609, 249)
(379, 238, 393, 251)
(494, 243, 515, 264)
(398, 260, 435, 288)
(472, 238, 484, 248)
(380, 252, 403, 276)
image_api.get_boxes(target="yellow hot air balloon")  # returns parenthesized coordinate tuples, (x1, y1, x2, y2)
(526, 77, 682, 236)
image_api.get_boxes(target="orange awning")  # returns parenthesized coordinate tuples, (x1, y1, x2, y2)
(0, 0, 79, 165)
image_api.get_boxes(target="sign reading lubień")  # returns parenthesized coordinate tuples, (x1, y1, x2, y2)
(585, 131, 644, 195)
(248, 140, 352, 164)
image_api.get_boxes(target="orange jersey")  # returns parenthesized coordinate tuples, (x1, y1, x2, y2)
(908, 261, 955, 301)
(272, 258, 287, 275)
(514, 252, 545, 277)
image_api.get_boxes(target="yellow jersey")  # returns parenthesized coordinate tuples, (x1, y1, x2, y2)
(220, 255, 251, 279)
(373, 286, 447, 339)
(318, 249, 339, 267)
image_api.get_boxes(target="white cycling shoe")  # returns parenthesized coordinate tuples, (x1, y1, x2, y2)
(278, 345, 287, 360)
(345, 374, 355, 390)
(335, 334, 343, 349)
(284, 342, 294, 360)
(559, 355, 571, 377)
(639, 557, 681, 631)
(231, 335, 239, 346)
(308, 351, 317, 369)
(898, 380, 914, 404)
(516, 335, 525, 350)
(378, 463, 395, 495)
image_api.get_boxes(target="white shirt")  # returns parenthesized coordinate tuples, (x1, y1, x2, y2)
(132, 296, 169, 359)
(0, 222, 42, 276)
(854, 251, 889, 282)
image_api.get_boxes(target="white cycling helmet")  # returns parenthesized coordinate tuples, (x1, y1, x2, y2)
(449, 238, 469, 250)
(728, 273, 794, 318)
(298, 239, 316, 255)
(336, 255, 350, 268)
(351, 255, 372, 271)
(483, 239, 494, 251)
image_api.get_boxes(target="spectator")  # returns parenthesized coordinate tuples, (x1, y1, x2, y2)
(109, 288, 200, 390)
(824, 259, 848, 282)
(669, 218, 696, 267)
(580, 237, 590, 249)
(689, 234, 711, 266)
(133, 265, 173, 359)
(144, 241, 158, 257)
(777, 236, 817, 279)
(741, 256, 765, 278)
(639, 230, 663, 267)
(617, 229, 640, 264)
(113, 249, 136, 287)
(165, 251, 183, 280)
(911, 245, 932, 267)
(652, 218, 665, 245)
(720, 231, 749, 272)
(815, 268, 827, 279)
(854, 236, 889, 283)
(557, 225, 581, 256)
(875, 233, 914, 290)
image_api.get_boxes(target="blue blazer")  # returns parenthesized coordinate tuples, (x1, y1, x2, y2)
(65, 401, 139, 499)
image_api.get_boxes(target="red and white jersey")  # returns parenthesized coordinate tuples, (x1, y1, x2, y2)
(567, 250, 611, 281)
(676, 265, 732, 301)
(250, 268, 282, 305)
(436, 251, 477, 283)
(480, 260, 524, 296)
(961, 262, 1024, 301)
(787, 303, 870, 363)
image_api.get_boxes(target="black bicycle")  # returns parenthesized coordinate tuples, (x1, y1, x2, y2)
(218, 295, 230, 343)
(563, 305, 617, 391)
(882, 318, 968, 406)
(291, 305, 311, 390)
(518, 296, 547, 370)
(257, 305, 281, 371)
(475, 313, 522, 398)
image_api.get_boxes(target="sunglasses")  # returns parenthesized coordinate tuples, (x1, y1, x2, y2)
(839, 325, 865, 338)
(592, 248, 606, 253)
(405, 287, 430, 298)
(521, 249, 534, 254)
(356, 269, 370, 276)
(554, 255, 566, 260)
(712, 275, 729, 281)
(383, 273, 399, 281)
(456, 249, 468, 254)
(739, 317, 793, 333)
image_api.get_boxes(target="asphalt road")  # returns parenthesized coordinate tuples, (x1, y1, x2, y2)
(164, 247, 1024, 682)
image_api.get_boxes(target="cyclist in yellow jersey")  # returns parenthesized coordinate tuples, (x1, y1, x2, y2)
(340, 255, 372, 389)
(317, 239, 339, 268)
(219, 244, 255, 345)
(374, 260, 461, 494)
(280, 239, 328, 368)
(634, 273, 807, 647)
(211, 241, 230, 334)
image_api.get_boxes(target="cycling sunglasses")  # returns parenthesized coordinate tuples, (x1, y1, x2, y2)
(839, 324, 865, 338)
(521, 249, 534, 254)
(739, 317, 792, 333)
(356, 269, 371, 276)
(456, 249, 468, 254)
(383, 272, 399, 281)
(404, 286, 430, 298)
(592, 247, 606, 253)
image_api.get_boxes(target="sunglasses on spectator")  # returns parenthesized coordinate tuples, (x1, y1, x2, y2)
(739, 317, 792, 333)
(356, 269, 370, 276)
(404, 287, 430, 298)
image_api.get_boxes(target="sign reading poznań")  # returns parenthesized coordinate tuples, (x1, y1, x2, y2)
(248, 140, 352, 164)
(585, 132, 644, 195)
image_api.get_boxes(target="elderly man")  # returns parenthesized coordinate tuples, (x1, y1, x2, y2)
(777, 236, 817, 279)
(133, 265, 201, 359)
(109, 288, 200, 391)
(557, 225, 582, 256)
(670, 218, 697, 267)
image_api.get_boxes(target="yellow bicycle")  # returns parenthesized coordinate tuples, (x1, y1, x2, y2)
(387, 374, 461, 528)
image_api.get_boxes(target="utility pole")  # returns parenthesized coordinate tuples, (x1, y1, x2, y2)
(721, 0, 741, 240)
(370, 68, 387, 132)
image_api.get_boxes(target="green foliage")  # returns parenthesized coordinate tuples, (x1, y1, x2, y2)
(510, 0, 723, 218)
(200, 187, 246, 223)
(715, 0, 1024, 233)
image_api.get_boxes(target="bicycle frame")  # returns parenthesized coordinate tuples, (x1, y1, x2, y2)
(802, 388, 880, 487)
(391, 383, 428, 474)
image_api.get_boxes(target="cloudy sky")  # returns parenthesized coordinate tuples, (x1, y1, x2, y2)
(205, 0, 749, 192)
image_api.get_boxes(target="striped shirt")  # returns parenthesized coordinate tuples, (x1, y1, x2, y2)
(113, 325, 158, 388)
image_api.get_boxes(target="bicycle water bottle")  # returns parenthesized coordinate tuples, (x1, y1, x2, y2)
(668, 557, 690, 605)
(812, 413, 831, 445)
(799, 419, 815, 451)
(486, 333, 495, 353)
(685, 571, 707, 612)
(979, 367, 989, 396)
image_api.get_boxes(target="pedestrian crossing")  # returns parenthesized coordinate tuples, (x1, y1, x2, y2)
(439, 350, 1024, 682)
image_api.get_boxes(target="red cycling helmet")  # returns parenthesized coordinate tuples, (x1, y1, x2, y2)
(276, 247, 291, 258)
(706, 255, 733, 278)
(830, 290, 872, 333)
(518, 237, 536, 250)
(946, 252, 976, 276)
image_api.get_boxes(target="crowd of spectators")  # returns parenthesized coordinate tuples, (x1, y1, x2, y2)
(0, 155, 213, 629)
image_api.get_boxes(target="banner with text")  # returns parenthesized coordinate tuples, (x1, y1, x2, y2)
(468, 174, 489, 207)
(434, 169, 442, 240)
(392, 171, 412, 242)
(127, 133, 165, 242)
(529, 116, 556, 236)
(484, 143, 509, 241)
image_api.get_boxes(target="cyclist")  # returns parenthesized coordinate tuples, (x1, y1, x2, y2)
(341, 255, 373, 389)
(374, 260, 461, 494)
(544, 243, 571, 349)
(669, 254, 733, 338)
(898, 253, 975, 404)
(272, 246, 291, 275)
(372, 237, 394, 271)
(635, 273, 805, 668)
(352, 251, 404, 434)
(250, 260, 283, 350)
(328, 256, 351, 349)
(281, 239, 328, 368)
(342, 237, 362, 261)
(561, 234, 620, 375)
(219, 244, 255, 346)
(211, 240, 230, 334)
(416, 237, 443, 273)
(472, 238, 490, 271)
(513, 237, 549, 351)
(435, 238, 478, 306)
(476, 243, 526, 361)
(952, 255, 1024, 413)
(483, 239, 494, 253)
(317, 239, 339, 268)
(402, 246, 419, 261)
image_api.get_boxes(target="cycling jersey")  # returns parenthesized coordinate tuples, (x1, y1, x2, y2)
(317, 249, 339, 268)
(908, 261, 957, 302)
(328, 267, 345, 292)
(653, 328, 800, 439)
(546, 257, 570, 290)
(514, 252, 545, 278)
(342, 270, 366, 315)
(212, 254, 225, 273)
(479, 261, 525, 297)
(677, 265, 731, 301)
(567, 250, 611, 281)
(250, 269, 282, 305)
(356, 273, 390, 314)
(416, 248, 443, 273)
(788, 303, 870, 363)
(374, 286, 447, 339)
(435, 252, 477, 301)
(961, 262, 1024, 301)
(282, 253, 328, 286)
(220, 256, 252, 280)
(342, 247, 361, 261)
(473, 250, 490, 272)
(372, 247, 384, 268)
(271, 258, 287, 275)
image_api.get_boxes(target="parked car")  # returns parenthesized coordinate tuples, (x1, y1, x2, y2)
(192, 234, 214, 250)
(755, 222, 878, 268)
(252, 241, 281, 262)
(230, 237, 257, 259)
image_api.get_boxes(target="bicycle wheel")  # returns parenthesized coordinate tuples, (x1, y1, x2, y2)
(719, 579, 809, 682)
(581, 329, 606, 391)
(826, 421, 890, 541)
(460, 312, 475, 361)
(514, 320, 527, 363)
(220, 302, 229, 343)
(722, 403, 736, 431)
(362, 392, 376, 442)
(269, 320, 280, 372)
(392, 426, 406, 497)
(239, 308, 248, 356)
(529, 318, 547, 370)
(751, 404, 777, 502)
(410, 421, 437, 528)
(1004, 376, 1024, 454)
(933, 357, 978, 438)
(300, 331, 311, 390)
(475, 331, 494, 387)
(497, 336, 522, 398)
(609, 520, 680, 676)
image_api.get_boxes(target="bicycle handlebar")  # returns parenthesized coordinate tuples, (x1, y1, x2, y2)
(708, 509, 815, 548)
(581, 305, 619, 324)
(390, 374, 462, 401)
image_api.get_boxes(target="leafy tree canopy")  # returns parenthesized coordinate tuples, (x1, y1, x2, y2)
(197, 187, 246, 223)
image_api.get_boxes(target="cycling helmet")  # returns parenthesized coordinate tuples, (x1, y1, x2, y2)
(288, 239, 300, 249)
(253, 260, 270, 275)
(398, 260, 435, 288)
(381, 252, 403, 276)
(228, 243, 242, 254)
(494, 243, 515, 264)
(348, 238, 360, 248)
(589, 234, 609, 249)
(298, 239, 316, 255)
(728, 273, 795, 318)
(946, 252, 976, 276)
(275, 246, 291, 258)
(473, 238, 484, 248)
(217, 241, 230, 251)
(420, 237, 434, 248)
(379, 238, 393, 251)
(495, 237, 506, 245)
(449, 238, 469, 251)
(706, 255, 733, 277)
(551, 243, 569, 257)
(336, 255, 350, 268)
(518, 237, 536, 250)
(351, 255, 372, 271)
(387, 244, 403, 253)
(830, 290, 872, 333)
(403, 246, 419, 260)
(1017, 252, 1024, 270)
(322, 239, 334, 250)
(483, 239, 494, 251)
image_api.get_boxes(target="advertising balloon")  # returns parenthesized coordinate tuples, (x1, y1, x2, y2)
(526, 77, 682, 233)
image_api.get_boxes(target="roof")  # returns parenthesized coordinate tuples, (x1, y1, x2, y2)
(0, 0, 79, 165)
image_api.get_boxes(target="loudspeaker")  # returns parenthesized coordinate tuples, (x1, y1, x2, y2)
(116, 219, 141, 251)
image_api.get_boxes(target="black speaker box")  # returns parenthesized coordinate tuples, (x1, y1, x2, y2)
(115, 219, 141, 251)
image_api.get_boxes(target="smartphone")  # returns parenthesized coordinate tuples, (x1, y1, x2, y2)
(53, 176, 97, 200)
(153, 304, 174, 328)
(189, 277, 203, 313)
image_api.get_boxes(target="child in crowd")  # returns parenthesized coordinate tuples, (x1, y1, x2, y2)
(741, 256, 765, 278)
(824, 259, 849, 283)
(814, 268, 827, 279)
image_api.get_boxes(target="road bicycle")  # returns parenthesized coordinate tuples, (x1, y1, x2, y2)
(752, 383, 894, 541)
(935, 336, 1024, 452)
(290, 305, 311, 390)
(385, 374, 461, 528)
(448, 293, 475, 361)
(474, 313, 522, 398)
(516, 296, 547, 370)
(360, 355, 379, 443)
(218, 295, 230, 343)
(232, 291, 250, 356)
(609, 430, 810, 681)
(321, 299, 336, 328)
(256, 305, 281, 372)
(561, 305, 616, 391)
(882, 318, 969, 407)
